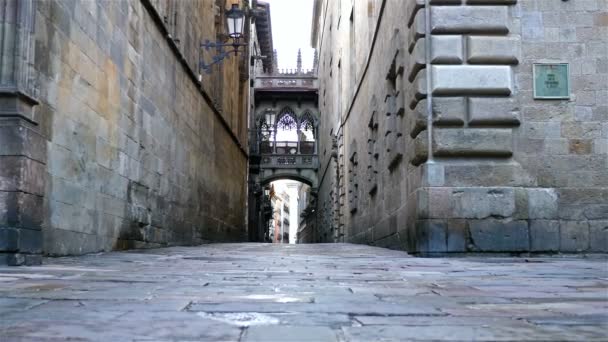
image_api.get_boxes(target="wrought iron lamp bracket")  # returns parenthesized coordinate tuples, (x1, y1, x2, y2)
(198, 4, 267, 74)
(199, 39, 248, 73)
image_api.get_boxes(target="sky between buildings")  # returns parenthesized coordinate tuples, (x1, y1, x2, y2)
(262, 0, 316, 71)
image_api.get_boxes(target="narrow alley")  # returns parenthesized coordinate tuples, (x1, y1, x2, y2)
(1, 0, 607, 340)
(1, 244, 606, 341)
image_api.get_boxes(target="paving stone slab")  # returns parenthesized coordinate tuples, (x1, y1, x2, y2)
(0, 243, 606, 341)
(243, 325, 338, 342)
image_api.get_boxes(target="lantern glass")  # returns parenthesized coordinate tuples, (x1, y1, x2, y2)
(226, 4, 245, 39)
(265, 112, 276, 126)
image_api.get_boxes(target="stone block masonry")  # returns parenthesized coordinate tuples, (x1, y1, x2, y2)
(312, 0, 607, 254)
(1, 0, 250, 264)
(0, 0, 45, 265)
(412, 0, 608, 254)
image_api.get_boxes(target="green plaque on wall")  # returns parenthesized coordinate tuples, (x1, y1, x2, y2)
(533, 63, 570, 99)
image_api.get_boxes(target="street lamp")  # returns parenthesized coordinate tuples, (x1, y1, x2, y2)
(199, 3, 249, 73)
(261, 110, 276, 151)
(226, 4, 245, 40)
(264, 110, 276, 126)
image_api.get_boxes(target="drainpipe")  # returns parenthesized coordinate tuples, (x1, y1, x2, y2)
(424, 0, 434, 164)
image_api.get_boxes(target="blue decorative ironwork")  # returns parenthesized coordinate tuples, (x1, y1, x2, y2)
(277, 114, 297, 130)
(199, 39, 247, 73)
(300, 111, 315, 131)
(276, 107, 297, 130)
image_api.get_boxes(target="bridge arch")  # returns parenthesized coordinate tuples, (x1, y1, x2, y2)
(259, 170, 318, 189)
(249, 69, 319, 243)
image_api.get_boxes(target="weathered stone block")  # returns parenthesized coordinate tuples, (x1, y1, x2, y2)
(468, 97, 520, 126)
(561, 122, 602, 139)
(411, 97, 467, 138)
(469, 219, 529, 252)
(560, 221, 590, 252)
(431, 66, 513, 96)
(447, 219, 467, 252)
(451, 187, 516, 219)
(43, 227, 102, 256)
(0, 123, 47, 163)
(3, 253, 42, 266)
(411, 133, 428, 165)
(513, 188, 529, 220)
(521, 12, 544, 40)
(557, 188, 608, 221)
(431, 35, 464, 64)
(569, 139, 592, 154)
(527, 188, 558, 219)
(442, 162, 535, 188)
(467, 36, 520, 64)
(416, 219, 447, 253)
(0, 191, 43, 234)
(416, 187, 451, 219)
(0, 156, 45, 195)
(0, 227, 18, 252)
(589, 220, 608, 252)
(17, 227, 42, 254)
(522, 122, 562, 139)
(431, 6, 509, 34)
(425, 163, 445, 187)
(530, 220, 560, 252)
(432, 128, 513, 157)
(433, 97, 466, 125)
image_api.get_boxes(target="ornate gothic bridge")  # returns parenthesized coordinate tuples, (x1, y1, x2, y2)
(247, 63, 319, 241)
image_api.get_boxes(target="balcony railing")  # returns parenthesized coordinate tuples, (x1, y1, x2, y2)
(259, 141, 316, 155)
(254, 76, 318, 89)
(260, 154, 319, 169)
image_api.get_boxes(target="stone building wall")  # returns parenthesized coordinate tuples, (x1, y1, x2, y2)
(1, 0, 250, 264)
(0, 0, 43, 265)
(312, 0, 607, 254)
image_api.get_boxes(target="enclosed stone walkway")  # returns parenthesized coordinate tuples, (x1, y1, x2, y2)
(1, 243, 606, 341)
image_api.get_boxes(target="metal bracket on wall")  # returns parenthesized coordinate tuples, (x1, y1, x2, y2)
(199, 39, 248, 73)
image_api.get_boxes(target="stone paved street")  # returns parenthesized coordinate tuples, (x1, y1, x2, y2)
(1, 243, 607, 341)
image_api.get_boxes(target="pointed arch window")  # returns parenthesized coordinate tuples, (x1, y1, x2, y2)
(299, 111, 316, 133)
(274, 107, 298, 153)
(299, 111, 317, 154)
(276, 107, 298, 131)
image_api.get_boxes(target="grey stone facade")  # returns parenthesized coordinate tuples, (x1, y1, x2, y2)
(1, 0, 250, 264)
(312, 0, 607, 254)
(0, 0, 43, 265)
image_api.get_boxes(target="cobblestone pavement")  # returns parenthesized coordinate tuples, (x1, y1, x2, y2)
(1, 243, 607, 341)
